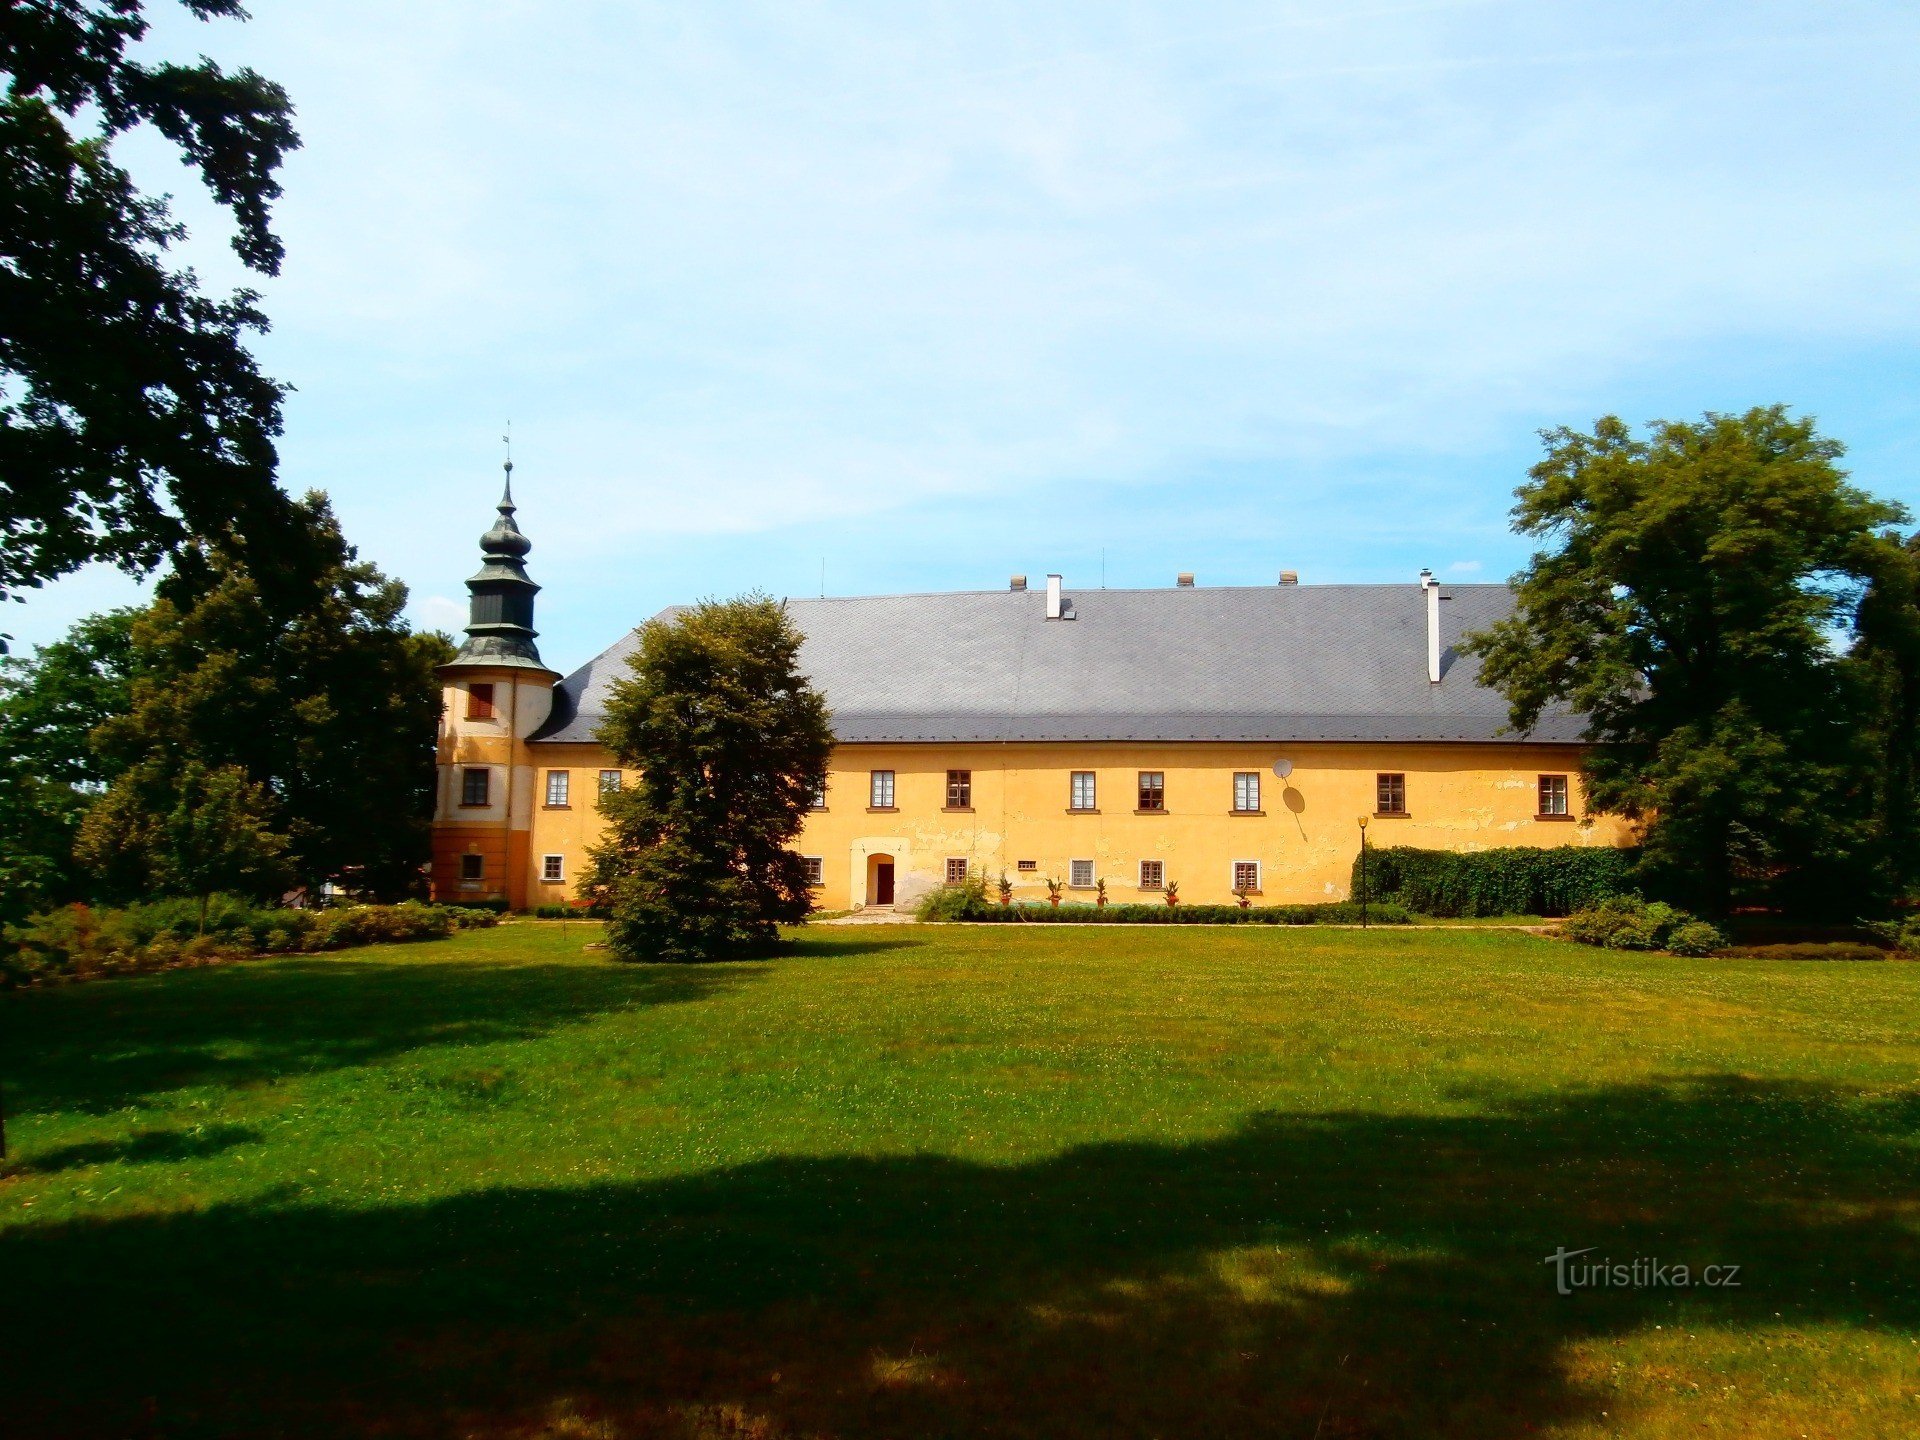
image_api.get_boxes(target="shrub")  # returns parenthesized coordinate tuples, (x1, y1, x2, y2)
(1354, 845, 1639, 917)
(2, 897, 497, 986)
(1559, 894, 1725, 956)
(1862, 916, 1920, 956)
(1667, 921, 1729, 957)
(918, 876, 988, 921)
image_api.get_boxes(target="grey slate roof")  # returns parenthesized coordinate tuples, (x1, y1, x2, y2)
(528, 583, 1588, 746)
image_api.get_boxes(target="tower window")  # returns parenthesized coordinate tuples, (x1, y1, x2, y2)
(466, 683, 495, 720)
(461, 768, 490, 807)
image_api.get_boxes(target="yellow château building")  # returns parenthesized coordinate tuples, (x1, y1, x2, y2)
(432, 475, 1633, 911)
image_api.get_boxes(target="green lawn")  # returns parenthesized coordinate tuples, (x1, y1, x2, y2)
(4, 923, 1918, 1439)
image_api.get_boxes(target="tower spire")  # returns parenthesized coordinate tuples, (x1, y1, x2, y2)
(446, 444, 547, 671)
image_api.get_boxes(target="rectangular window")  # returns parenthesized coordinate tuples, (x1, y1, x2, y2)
(598, 768, 622, 796)
(1070, 858, 1096, 888)
(1233, 860, 1261, 893)
(810, 780, 828, 809)
(802, 856, 824, 886)
(545, 770, 570, 807)
(1539, 774, 1570, 816)
(466, 682, 495, 720)
(946, 769, 972, 809)
(870, 770, 895, 808)
(1069, 771, 1097, 811)
(461, 767, 490, 807)
(1233, 772, 1261, 812)
(541, 854, 564, 883)
(1137, 772, 1165, 811)
(1377, 773, 1407, 815)
(1139, 859, 1165, 890)
(1017, 859, 1037, 872)
(459, 853, 484, 881)
(945, 857, 968, 885)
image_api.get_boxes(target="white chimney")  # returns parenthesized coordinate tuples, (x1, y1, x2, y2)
(1045, 573, 1063, 619)
(1421, 569, 1441, 683)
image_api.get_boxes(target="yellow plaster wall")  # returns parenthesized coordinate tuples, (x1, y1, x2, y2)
(497, 739, 1634, 910)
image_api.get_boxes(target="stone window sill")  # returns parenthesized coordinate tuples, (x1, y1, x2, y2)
(942, 806, 975, 813)
(1066, 808, 1100, 815)
(542, 804, 571, 811)
(866, 806, 899, 813)
(1373, 811, 1411, 819)
(1535, 813, 1576, 822)
(1229, 809, 1266, 817)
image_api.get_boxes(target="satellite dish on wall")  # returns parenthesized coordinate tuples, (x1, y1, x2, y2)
(1272, 759, 1294, 779)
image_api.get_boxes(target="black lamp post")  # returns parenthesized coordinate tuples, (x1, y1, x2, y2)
(1358, 814, 1369, 930)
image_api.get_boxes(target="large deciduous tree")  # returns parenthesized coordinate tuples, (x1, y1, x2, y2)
(585, 596, 833, 962)
(1463, 407, 1911, 916)
(0, 606, 140, 920)
(80, 492, 452, 902)
(0, 0, 306, 633)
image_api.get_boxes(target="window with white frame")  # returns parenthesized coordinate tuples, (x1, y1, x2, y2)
(945, 857, 968, 885)
(810, 780, 828, 809)
(1137, 771, 1165, 811)
(545, 769, 570, 807)
(1070, 858, 1096, 888)
(870, 770, 895, 808)
(1538, 774, 1570, 816)
(802, 856, 824, 885)
(1232, 860, 1261, 893)
(541, 854, 564, 883)
(1233, 771, 1261, 812)
(1139, 859, 1165, 890)
(598, 768, 622, 796)
(1069, 771, 1096, 811)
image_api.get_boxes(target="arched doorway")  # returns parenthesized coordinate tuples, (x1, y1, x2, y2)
(866, 852, 896, 907)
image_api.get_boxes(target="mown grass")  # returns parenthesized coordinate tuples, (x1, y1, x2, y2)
(3, 922, 1918, 1438)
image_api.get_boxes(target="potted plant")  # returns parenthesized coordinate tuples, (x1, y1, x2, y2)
(1164, 880, 1179, 909)
(1232, 886, 1251, 910)
(997, 875, 1013, 907)
(1095, 877, 1108, 908)
(1045, 877, 1063, 908)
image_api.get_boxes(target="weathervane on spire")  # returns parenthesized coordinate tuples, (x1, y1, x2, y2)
(500, 421, 515, 506)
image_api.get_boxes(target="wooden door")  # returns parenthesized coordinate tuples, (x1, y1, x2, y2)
(874, 860, 895, 906)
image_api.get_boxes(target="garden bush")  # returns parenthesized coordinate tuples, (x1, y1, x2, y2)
(954, 900, 1410, 925)
(2, 898, 499, 987)
(917, 877, 989, 921)
(1352, 844, 1639, 917)
(1558, 895, 1725, 956)
(1863, 916, 1920, 956)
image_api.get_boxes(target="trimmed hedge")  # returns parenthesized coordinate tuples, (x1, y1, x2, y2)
(2, 897, 499, 987)
(955, 900, 1410, 926)
(1352, 844, 1638, 918)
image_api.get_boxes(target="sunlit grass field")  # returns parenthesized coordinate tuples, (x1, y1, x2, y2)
(4, 922, 1918, 1438)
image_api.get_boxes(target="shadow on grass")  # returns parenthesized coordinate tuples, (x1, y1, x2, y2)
(4, 955, 758, 1117)
(15, 1123, 262, 1174)
(4, 1076, 1916, 1438)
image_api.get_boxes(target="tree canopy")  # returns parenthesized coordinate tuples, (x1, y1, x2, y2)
(1463, 407, 1914, 915)
(0, 606, 141, 920)
(585, 595, 833, 962)
(0, 0, 305, 633)
(78, 492, 451, 903)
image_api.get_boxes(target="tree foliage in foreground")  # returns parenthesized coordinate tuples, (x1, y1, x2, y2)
(78, 493, 451, 904)
(1463, 407, 1915, 915)
(0, 607, 141, 921)
(585, 596, 833, 962)
(0, 0, 306, 633)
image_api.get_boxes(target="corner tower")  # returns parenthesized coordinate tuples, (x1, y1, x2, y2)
(431, 459, 562, 906)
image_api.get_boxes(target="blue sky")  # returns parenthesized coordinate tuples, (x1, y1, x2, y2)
(14, 1, 1920, 671)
